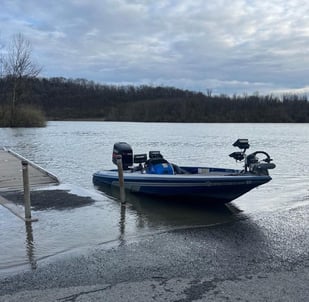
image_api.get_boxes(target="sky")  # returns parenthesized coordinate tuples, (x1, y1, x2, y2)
(1, 0, 309, 95)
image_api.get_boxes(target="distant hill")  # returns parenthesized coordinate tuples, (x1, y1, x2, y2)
(1, 77, 308, 122)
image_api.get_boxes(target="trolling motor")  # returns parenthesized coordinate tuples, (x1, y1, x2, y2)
(229, 139, 276, 175)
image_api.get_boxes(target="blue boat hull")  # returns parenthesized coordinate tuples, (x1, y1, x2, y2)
(92, 168, 271, 204)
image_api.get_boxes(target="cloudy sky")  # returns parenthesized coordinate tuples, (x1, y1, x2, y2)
(1, 0, 309, 95)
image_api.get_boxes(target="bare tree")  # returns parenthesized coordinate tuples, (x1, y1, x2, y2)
(0, 48, 3, 78)
(206, 89, 212, 97)
(0, 34, 6, 106)
(3, 33, 41, 124)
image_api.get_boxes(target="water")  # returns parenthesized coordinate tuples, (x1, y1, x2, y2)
(1, 122, 309, 272)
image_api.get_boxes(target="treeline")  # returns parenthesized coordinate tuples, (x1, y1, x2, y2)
(1, 76, 309, 122)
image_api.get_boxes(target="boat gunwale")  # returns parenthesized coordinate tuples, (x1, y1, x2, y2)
(93, 169, 271, 183)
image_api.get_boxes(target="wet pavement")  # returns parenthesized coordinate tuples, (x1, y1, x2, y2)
(0, 185, 242, 273)
(1, 189, 95, 211)
(1, 189, 309, 301)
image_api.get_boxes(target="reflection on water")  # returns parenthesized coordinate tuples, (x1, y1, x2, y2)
(118, 204, 127, 246)
(97, 184, 240, 230)
(25, 222, 37, 270)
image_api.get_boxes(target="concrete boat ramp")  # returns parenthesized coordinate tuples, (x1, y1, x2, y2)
(0, 148, 59, 221)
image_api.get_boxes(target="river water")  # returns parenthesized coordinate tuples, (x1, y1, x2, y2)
(0, 122, 309, 272)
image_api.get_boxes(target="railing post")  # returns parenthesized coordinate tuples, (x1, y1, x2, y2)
(116, 155, 126, 203)
(22, 160, 31, 220)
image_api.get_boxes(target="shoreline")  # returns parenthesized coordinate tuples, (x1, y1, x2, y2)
(1, 203, 309, 301)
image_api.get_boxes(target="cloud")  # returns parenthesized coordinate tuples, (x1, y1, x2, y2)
(1, 0, 309, 94)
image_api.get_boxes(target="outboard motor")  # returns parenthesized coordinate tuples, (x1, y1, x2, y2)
(112, 142, 133, 170)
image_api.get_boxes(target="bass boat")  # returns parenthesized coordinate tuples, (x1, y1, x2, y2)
(93, 139, 275, 204)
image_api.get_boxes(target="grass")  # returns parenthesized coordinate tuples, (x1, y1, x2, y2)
(0, 104, 46, 127)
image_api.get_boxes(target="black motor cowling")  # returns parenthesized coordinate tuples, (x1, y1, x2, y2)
(112, 142, 133, 169)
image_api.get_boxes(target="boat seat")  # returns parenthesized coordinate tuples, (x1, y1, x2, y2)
(145, 158, 174, 175)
